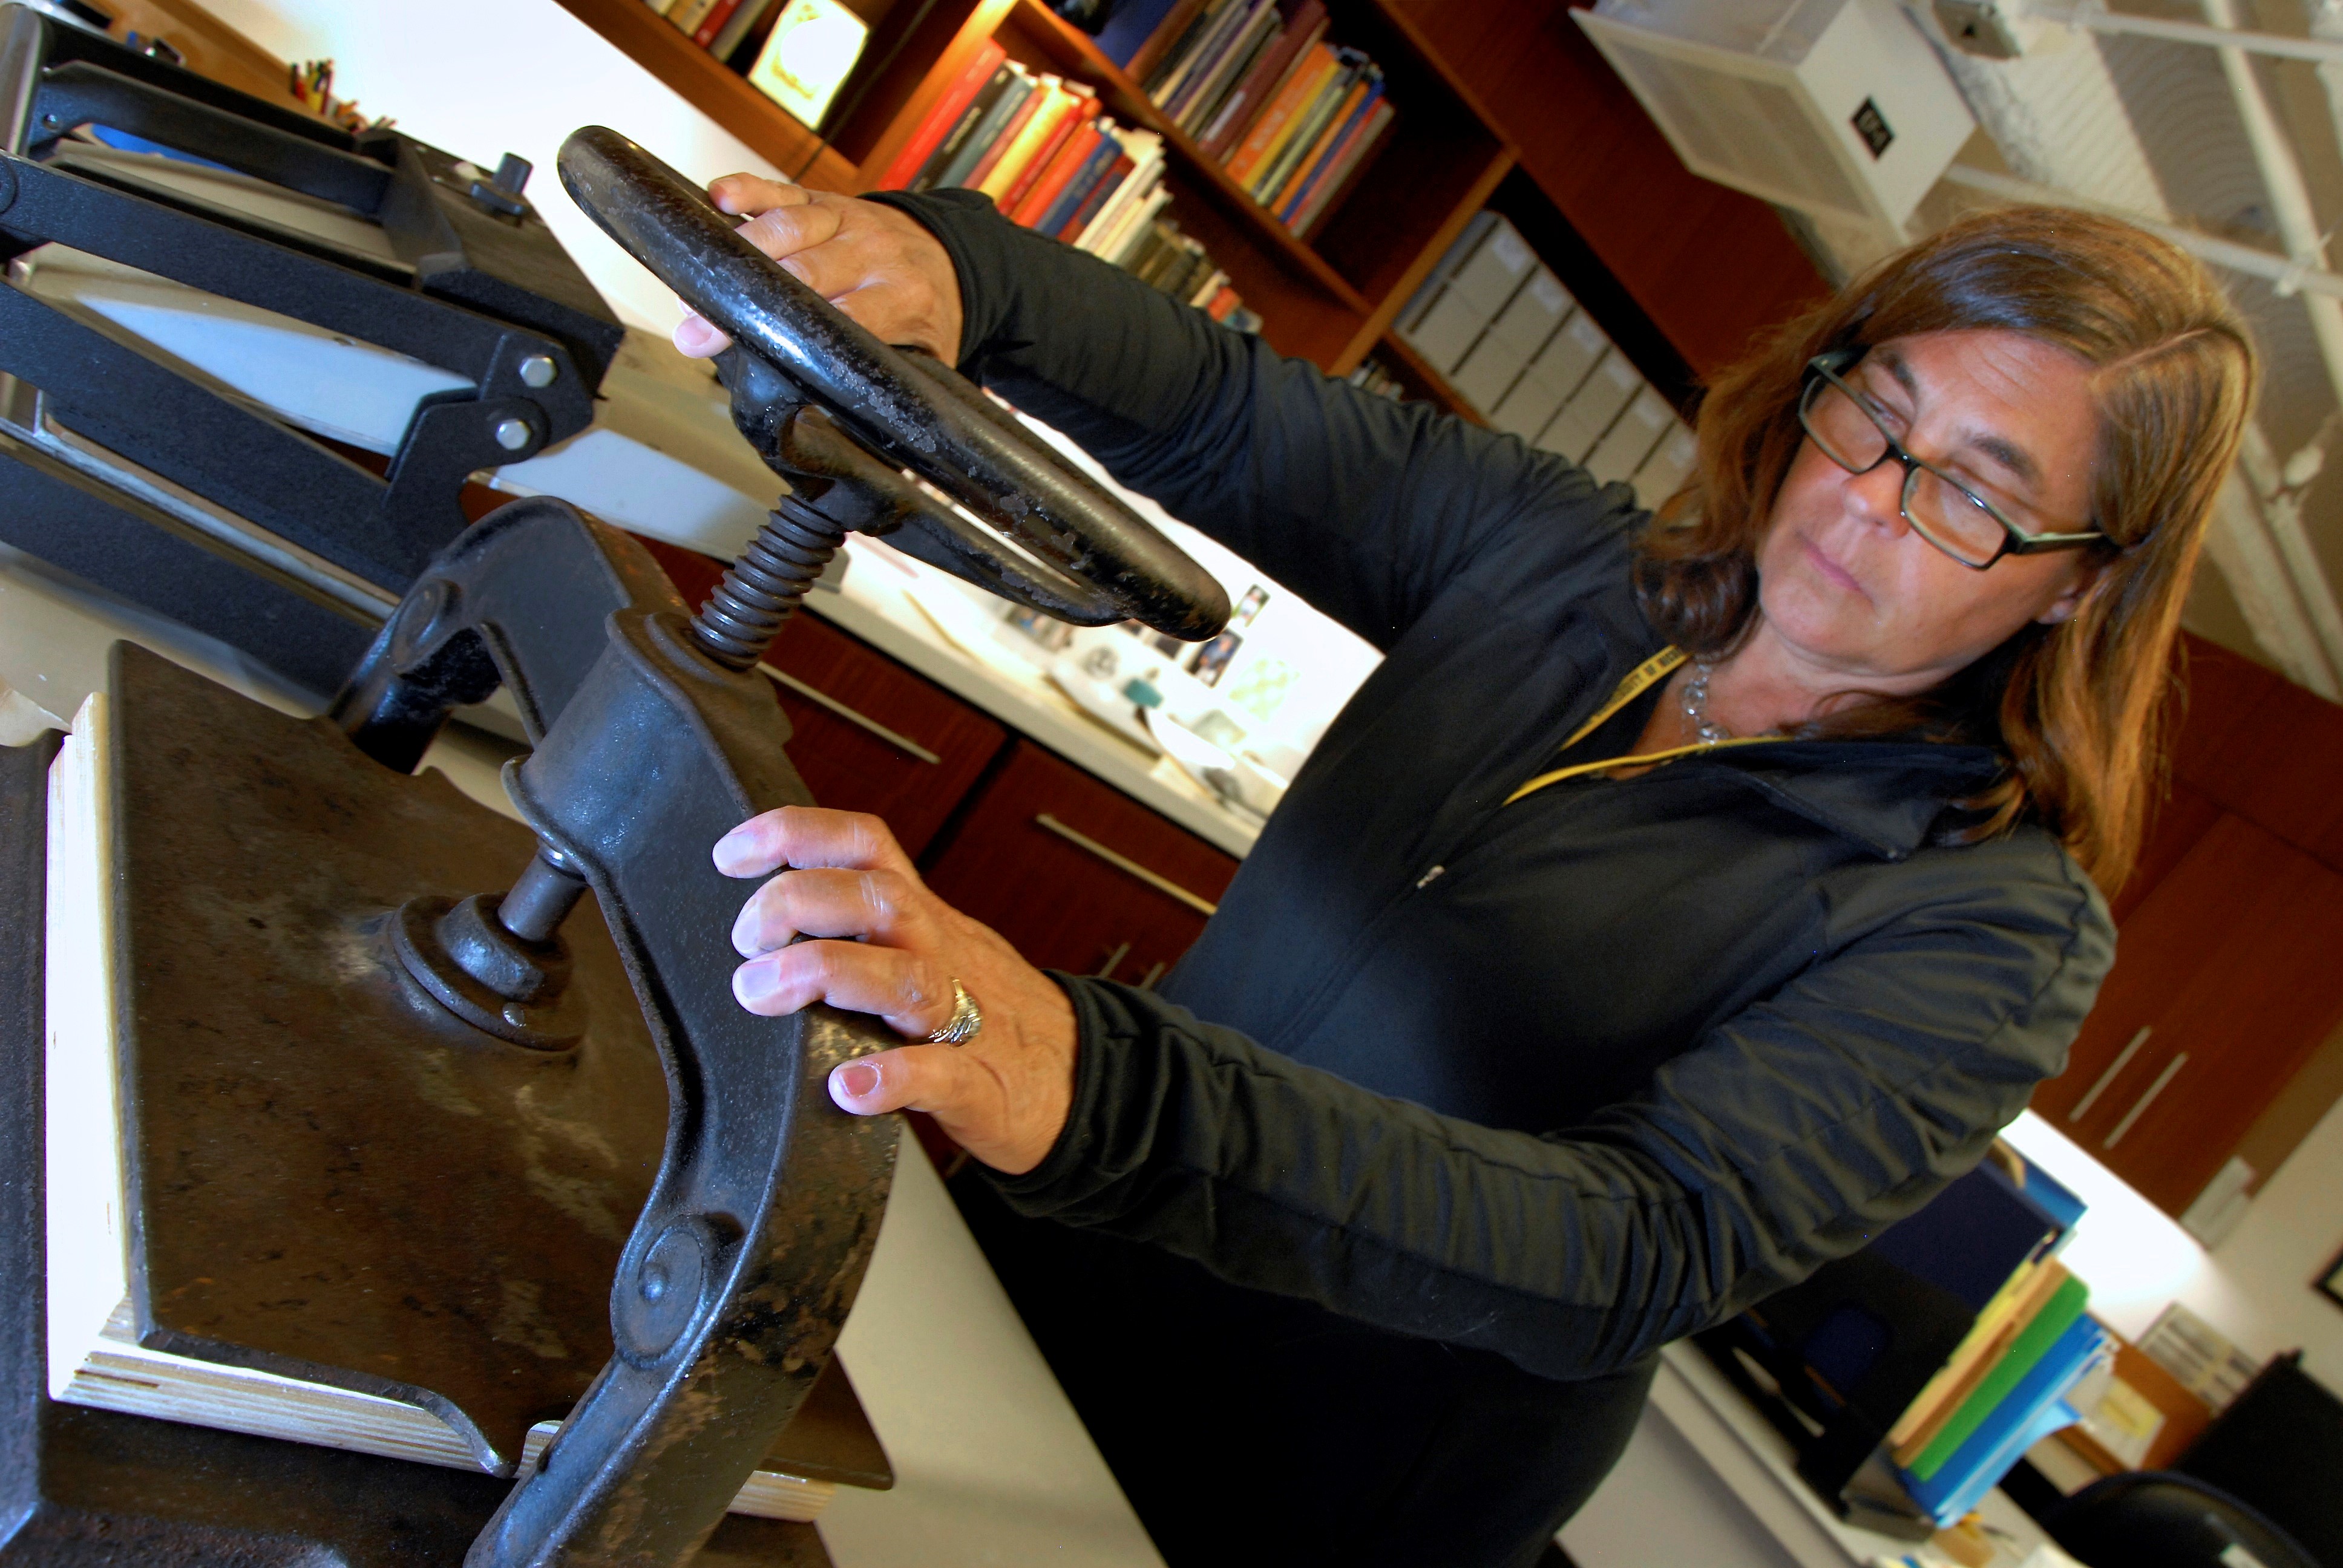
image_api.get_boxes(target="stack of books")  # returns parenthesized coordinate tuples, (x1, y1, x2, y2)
(876, 41, 1259, 330)
(1709, 1147, 2117, 1537)
(1111, 0, 1395, 238)
(644, 0, 785, 68)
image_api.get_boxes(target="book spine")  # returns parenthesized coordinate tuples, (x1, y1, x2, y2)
(709, 0, 778, 61)
(1168, 0, 1275, 128)
(1078, 148, 1162, 252)
(692, 0, 745, 48)
(1055, 151, 1132, 240)
(1225, 41, 1332, 185)
(997, 88, 1095, 212)
(1252, 51, 1358, 201)
(1910, 1275, 2092, 1481)
(932, 67, 1033, 190)
(1283, 80, 1376, 224)
(1097, 0, 1183, 68)
(1150, 0, 1246, 106)
(1129, 0, 1211, 85)
(1199, 1, 1323, 159)
(962, 75, 1049, 192)
(1296, 98, 1388, 238)
(1271, 73, 1368, 217)
(1012, 118, 1103, 227)
(900, 54, 1012, 192)
(667, 0, 721, 34)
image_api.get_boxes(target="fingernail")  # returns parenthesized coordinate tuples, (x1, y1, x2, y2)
(730, 907, 762, 957)
(712, 826, 752, 874)
(733, 959, 779, 1006)
(832, 1061, 879, 1105)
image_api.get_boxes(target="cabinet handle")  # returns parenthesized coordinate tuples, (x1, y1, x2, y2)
(1094, 940, 1132, 979)
(2068, 1025, 2153, 1123)
(759, 664, 942, 765)
(1035, 814, 1219, 918)
(2102, 1051, 2187, 1151)
(1139, 961, 1167, 991)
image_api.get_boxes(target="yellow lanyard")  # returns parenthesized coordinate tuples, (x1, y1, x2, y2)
(1503, 645, 1784, 806)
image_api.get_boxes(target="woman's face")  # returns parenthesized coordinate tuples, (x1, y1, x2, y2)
(1754, 328, 2102, 693)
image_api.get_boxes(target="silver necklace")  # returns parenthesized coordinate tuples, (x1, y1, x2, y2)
(1680, 659, 1733, 743)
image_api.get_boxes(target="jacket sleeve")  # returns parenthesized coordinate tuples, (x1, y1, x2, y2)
(986, 839, 2113, 1381)
(865, 189, 1623, 652)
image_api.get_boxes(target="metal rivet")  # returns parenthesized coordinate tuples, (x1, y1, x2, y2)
(494, 417, 532, 452)
(519, 354, 556, 388)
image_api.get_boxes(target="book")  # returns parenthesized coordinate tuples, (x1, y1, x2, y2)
(1075, 129, 1163, 248)
(877, 39, 1004, 190)
(1904, 1315, 2109, 1522)
(1225, 40, 1335, 187)
(1198, 1, 1323, 158)
(1908, 1273, 2093, 1481)
(1082, 162, 1165, 258)
(958, 70, 1048, 189)
(1149, 0, 1248, 106)
(39, 696, 838, 1521)
(1012, 118, 1104, 227)
(1250, 49, 1361, 203)
(1889, 1257, 2071, 1463)
(692, 0, 743, 47)
(667, 0, 722, 35)
(1125, 0, 1210, 82)
(930, 64, 1034, 190)
(1290, 93, 1389, 235)
(1053, 148, 1132, 240)
(709, 0, 779, 63)
(1180, 7, 1281, 136)
(1168, 0, 1277, 130)
(983, 81, 1093, 209)
(1268, 68, 1369, 217)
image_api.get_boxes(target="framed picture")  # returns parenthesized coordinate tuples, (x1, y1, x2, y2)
(2319, 1246, 2343, 1310)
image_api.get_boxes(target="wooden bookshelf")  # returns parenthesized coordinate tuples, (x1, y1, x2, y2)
(556, 0, 1534, 418)
(554, 0, 860, 190)
(1373, 328, 1484, 425)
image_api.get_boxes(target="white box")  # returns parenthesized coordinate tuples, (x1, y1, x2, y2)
(1492, 367, 1572, 442)
(1488, 268, 1573, 359)
(1449, 332, 1531, 417)
(1584, 387, 1675, 487)
(1447, 216, 1536, 317)
(1575, 0, 1973, 232)
(1403, 286, 1493, 375)
(1533, 312, 1610, 400)
(1397, 211, 1498, 331)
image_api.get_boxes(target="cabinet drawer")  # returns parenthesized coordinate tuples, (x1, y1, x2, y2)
(763, 611, 1008, 858)
(2034, 811, 2343, 1214)
(629, 533, 1008, 857)
(923, 741, 1240, 987)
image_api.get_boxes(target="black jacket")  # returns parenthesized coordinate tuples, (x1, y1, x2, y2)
(876, 189, 2115, 1567)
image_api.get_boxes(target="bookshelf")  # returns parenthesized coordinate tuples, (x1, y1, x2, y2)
(553, 0, 1622, 416)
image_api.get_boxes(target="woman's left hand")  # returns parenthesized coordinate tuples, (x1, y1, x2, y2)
(715, 805, 1076, 1175)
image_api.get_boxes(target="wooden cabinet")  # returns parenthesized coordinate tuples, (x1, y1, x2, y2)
(922, 740, 1239, 986)
(2030, 635, 2343, 1217)
(762, 611, 1009, 858)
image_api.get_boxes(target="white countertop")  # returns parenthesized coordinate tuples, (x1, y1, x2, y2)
(805, 534, 1265, 859)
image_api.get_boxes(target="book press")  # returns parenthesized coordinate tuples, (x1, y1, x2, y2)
(0, 8, 1228, 1563)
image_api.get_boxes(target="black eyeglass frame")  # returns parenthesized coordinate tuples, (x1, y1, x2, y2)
(1798, 348, 2106, 570)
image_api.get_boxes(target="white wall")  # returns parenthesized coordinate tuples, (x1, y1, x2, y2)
(197, 0, 787, 332)
(2003, 1103, 2343, 1393)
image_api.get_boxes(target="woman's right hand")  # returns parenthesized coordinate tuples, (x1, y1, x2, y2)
(675, 174, 965, 365)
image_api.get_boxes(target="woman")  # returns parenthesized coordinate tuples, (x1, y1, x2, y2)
(681, 189, 2252, 1566)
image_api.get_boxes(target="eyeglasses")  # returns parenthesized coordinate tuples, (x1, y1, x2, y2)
(1797, 349, 2105, 570)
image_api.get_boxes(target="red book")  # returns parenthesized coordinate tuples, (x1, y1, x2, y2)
(1001, 96, 1098, 216)
(875, 39, 1006, 191)
(692, 0, 744, 48)
(1055, 153, 1133, 240)
(961, 80, 1044, 189)
(1200, 0, 1323, 160)
(1011, 119, 1103, 226)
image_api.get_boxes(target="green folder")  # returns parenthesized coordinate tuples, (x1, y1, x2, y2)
(1909, 1273, 2091, 1481)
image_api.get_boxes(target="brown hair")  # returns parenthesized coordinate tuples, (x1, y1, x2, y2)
(1635, 206, 2256, 890)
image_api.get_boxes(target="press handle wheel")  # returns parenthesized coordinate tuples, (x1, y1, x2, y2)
(554, 125, 1230, 642)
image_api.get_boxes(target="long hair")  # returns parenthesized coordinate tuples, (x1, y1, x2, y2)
(1634, 206, 2256, 890)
